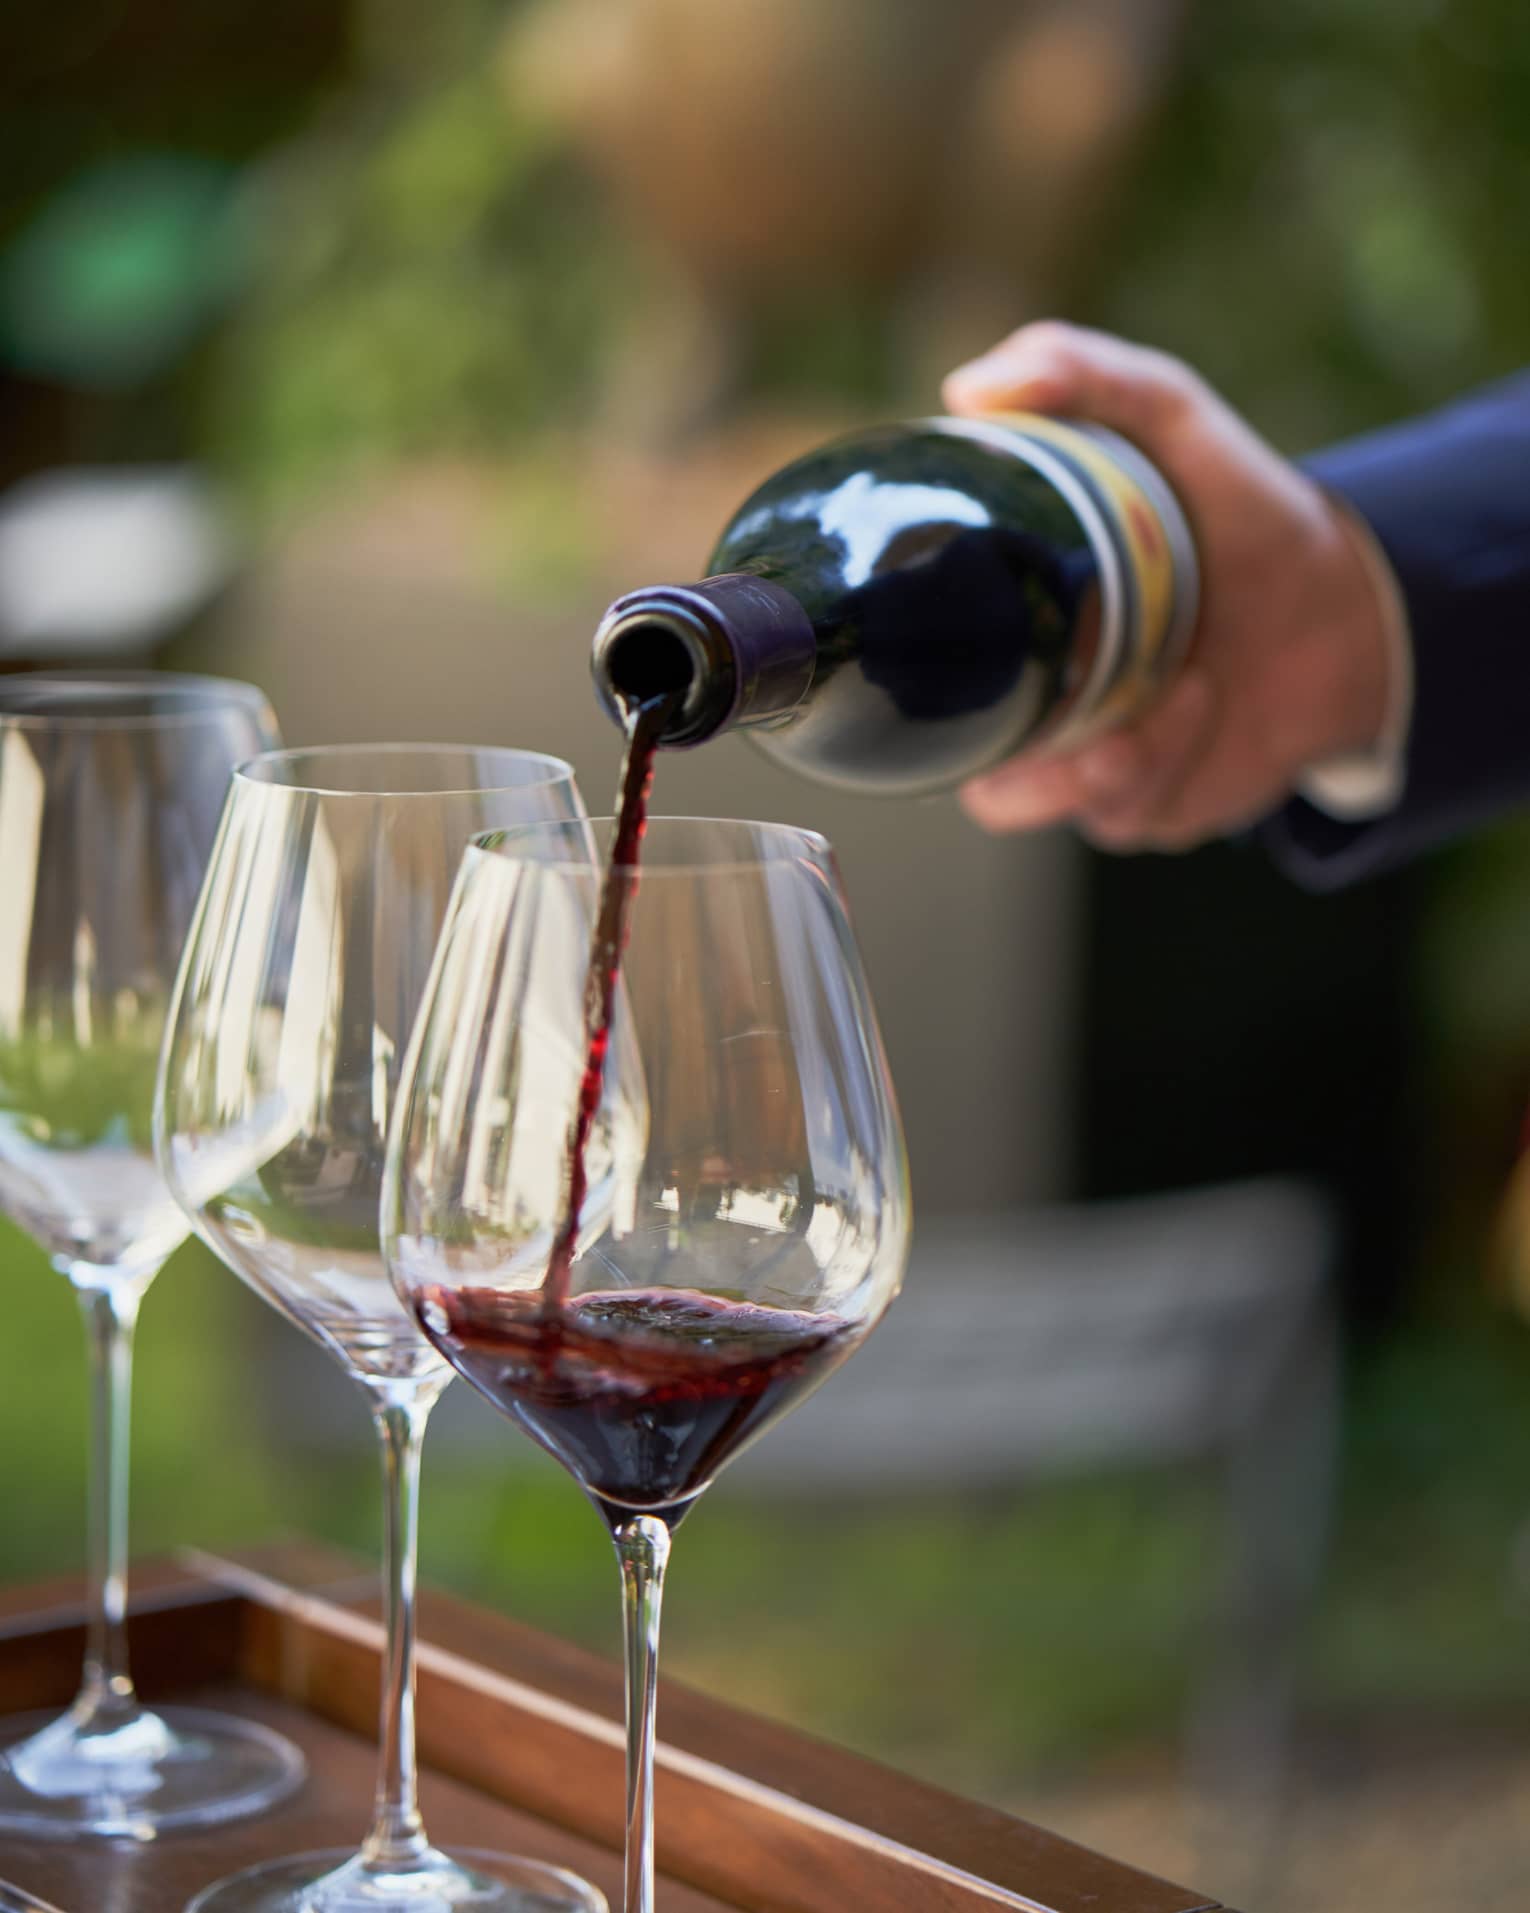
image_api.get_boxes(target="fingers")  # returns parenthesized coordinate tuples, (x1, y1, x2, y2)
(961, 669, 1223, 850)
(959, 752, 1091, 834)
(941, 319, 1204, 445)
(1076, 670, 1220, 848)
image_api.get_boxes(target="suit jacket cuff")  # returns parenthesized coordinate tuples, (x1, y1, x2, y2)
(1267, 371, 1530, 887)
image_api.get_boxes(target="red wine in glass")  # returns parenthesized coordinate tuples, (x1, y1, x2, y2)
(422, 683, 861, 1517)
(390, 797, 910, 1913)
(417, 1285, 858, 1518)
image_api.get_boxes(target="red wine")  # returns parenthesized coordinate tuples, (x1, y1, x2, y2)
(416, 1285, 858, 1514)
(453, 682, 857, 1517)
(542, 691, 675, 1311)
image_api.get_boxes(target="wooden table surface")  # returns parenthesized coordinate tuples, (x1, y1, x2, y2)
(0, 1546, 1231, 1913)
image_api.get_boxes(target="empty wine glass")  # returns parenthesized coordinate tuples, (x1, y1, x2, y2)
(384, 817, 911, 1913)
(156, 746, 606, 1913)
(0, 672, 305, 1841)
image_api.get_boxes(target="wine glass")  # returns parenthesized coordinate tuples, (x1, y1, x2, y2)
(155, 746, 607, 1913)
(0, 672, 305, 1840)
(384, 817, 911, 1913)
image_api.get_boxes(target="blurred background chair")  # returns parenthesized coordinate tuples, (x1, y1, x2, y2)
(728, 1178, 1342, 1903)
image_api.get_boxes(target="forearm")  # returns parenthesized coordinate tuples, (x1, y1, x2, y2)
(1269, 372, 1530, 887)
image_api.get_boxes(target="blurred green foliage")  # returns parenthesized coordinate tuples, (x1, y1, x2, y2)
(212, 0, 629, 509)
(210, 0, 1530, 505)
(1091, 0, 1530, 448)
(7, 2, 1527, 494)
(0, 1221, 288, 1581)
(0, 1028, 166, 1152)
(0, 157, 246, 391)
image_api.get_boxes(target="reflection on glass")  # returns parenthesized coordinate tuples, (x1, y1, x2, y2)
(0, 672, 305, 1841)
(386, 818, 911, 1913)
(157, 745, 606, 1913)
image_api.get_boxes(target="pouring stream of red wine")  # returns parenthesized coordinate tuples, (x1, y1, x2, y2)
(414, 679, 867, 1520)
(541, 690, 679, 1313)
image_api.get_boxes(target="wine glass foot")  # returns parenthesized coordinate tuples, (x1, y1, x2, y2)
(185, 1846, 609, 1912)
(0, 1703, 305, 1841)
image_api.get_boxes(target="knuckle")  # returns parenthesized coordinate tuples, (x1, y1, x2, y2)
(957, 782, 1009, 825)
(1137, 347, 1205, 417)
(1081, 802, 1151, 849)
(1147, 816, 1210, 854)
(1012, 317, 1083, 369)
(1076, 733, 1148, 797)
(1015, 317, 1074, 350)
(959, 773, 1059, 834)
(1083, 826, 1146, 857)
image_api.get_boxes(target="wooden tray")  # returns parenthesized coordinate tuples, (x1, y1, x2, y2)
(0, 1545, 1228, 1912)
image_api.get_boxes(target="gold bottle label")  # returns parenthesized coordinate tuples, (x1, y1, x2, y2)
(1003, 413, 1182, 683)
(930, 409, 1200, 751)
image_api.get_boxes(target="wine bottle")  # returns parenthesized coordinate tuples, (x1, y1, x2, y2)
(591, 413, 1198, 796)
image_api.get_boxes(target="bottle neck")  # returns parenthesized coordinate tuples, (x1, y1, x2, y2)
(591, 574, 816, 746)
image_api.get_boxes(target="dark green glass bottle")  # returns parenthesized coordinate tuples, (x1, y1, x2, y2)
(591, 412, 1198, 796)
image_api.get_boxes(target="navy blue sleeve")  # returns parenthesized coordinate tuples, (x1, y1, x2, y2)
(1264, 373, 1530, 888)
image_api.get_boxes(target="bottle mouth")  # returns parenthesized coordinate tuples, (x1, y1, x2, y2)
(592, 574, 815, 747)
(591, 601, 735, 745)
(601, 617, 702, 705)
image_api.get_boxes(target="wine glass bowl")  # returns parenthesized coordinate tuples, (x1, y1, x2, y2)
(159, 744, 590, 1383)
(391, 816, 908, 1520)
(157, 744, 606, 1913)
(0, 672, 305, 1840)
(0, 674, 281, 1293)
(0, 1011, 183, 1289)
(385, 816, 910, 1911)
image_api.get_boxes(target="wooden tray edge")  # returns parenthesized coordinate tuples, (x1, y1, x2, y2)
(185, 1546, 1223, 1913)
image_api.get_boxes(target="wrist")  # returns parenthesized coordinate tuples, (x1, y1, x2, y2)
(1312, 499, 1397, 753)
(1294, 494, 1413, 817)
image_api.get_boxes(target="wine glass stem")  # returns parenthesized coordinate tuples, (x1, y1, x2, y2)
(614, 1515, 672, 1913)
(76, 1282, 142, 1721)
(360, 1389, 436, 1873)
